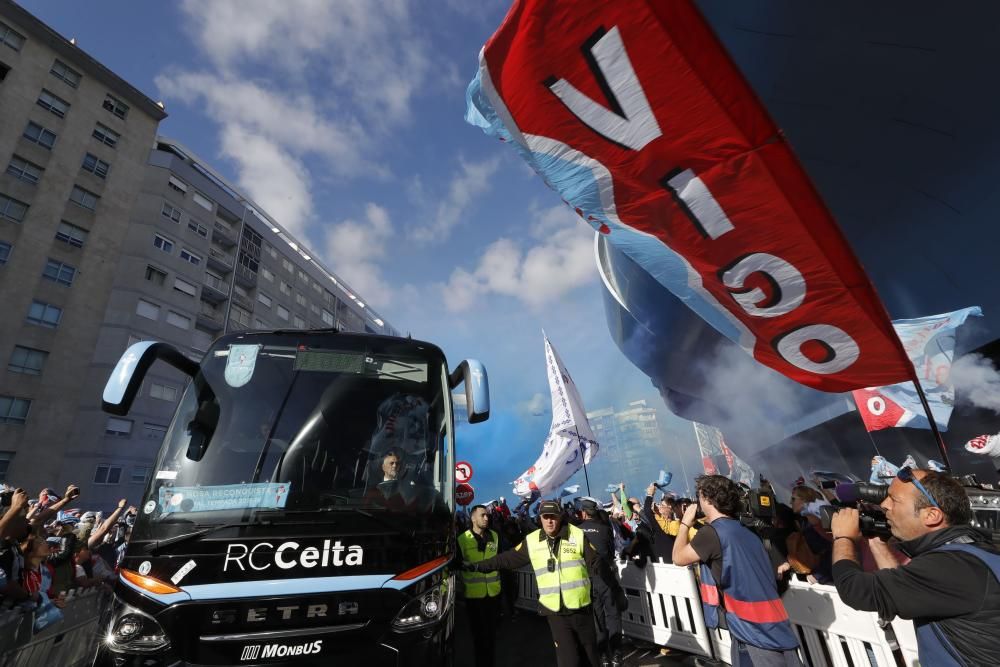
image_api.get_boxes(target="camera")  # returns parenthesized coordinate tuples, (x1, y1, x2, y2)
(738, 484, 777, 533)
(819, 504, 892, 539)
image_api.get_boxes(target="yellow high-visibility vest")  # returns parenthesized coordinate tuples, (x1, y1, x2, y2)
(526, 524, 591, 612)
(458, 529, 501, 599)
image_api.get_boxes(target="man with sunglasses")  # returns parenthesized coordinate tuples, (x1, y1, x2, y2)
(464, 499, 627, 667)
(457, 504, 502, 667)
(832, 467, 1000, 666)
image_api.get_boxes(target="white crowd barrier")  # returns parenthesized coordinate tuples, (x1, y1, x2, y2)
(513, 560, 920, 666)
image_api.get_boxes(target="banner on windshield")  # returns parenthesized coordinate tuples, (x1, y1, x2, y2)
(466, 0, 913, 392)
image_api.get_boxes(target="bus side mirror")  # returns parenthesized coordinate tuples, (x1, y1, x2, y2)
(449, 359, 490, 424)
(103, 341, 199, 416)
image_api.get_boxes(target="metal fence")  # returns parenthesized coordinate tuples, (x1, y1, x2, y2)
(514, 560, 920, 666)
(0, 588, 107, 667)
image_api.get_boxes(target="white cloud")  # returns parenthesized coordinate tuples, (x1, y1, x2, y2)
(218, 127, 314, 239)
(323, 204, 394, 307)
(443, 205, 597, 311)
(177, 0, 429, 124)
(410, 158, 500, 243)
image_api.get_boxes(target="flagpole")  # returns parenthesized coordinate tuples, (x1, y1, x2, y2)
(911, 375, 952, 468)
(577, 432, 592, 496)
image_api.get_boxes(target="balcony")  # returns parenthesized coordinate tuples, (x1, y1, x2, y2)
(235, 263, 258, 288)
(207, 248, 234, 273)
(196, 304, 223, 331)
(201, 274, 229, 304)
(212, 221, 237, 248)
(232, 291, 255, 313)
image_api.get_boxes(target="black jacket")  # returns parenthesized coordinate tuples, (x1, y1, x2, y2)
(472, 523, 622, 616)
(833, 525, 1000, 666)
(578, 518, 614, 566)
(641, 495, 675, 563)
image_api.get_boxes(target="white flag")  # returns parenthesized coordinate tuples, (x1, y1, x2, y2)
(513, 334, 599, 497)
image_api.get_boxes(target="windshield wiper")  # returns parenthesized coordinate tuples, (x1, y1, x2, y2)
(144, 519, 273, 556)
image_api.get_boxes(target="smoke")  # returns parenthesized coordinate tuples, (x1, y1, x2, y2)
(951, 353, 1000, 413)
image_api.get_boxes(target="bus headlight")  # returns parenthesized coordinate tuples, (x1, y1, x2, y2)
(391, 575, 454, 631)
(105, 605, 170, 653)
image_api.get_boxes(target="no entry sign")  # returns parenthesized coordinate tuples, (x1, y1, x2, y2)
(456, 483, 475, 506)
(455, 460, 474, 484)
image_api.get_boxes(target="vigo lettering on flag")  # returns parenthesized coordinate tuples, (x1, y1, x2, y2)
(467, 0, 913, 391)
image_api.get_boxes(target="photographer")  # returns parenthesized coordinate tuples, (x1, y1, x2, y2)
(673, 475, 801, 666)
(831, 468, 1000, 665)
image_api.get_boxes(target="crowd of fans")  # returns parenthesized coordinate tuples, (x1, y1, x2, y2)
(459, 474, 890, 599)
(0, 483, 134, 639)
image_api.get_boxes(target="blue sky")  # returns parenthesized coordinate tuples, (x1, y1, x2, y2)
(22, 0, 705, 502)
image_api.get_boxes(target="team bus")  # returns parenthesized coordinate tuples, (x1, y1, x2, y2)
(92, 329, 489, 666)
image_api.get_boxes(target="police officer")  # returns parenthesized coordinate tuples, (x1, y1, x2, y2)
(457, 504, 502, 667)
(466, 499, 627, 667)
(673, 475, 801, 666)
(578, 498, 623, 667)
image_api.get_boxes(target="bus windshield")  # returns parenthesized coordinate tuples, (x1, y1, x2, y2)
(132, 333, 454, 540)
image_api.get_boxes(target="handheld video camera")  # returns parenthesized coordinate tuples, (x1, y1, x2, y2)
(738, 484, 777, 534)
(817, 481, 892, 539)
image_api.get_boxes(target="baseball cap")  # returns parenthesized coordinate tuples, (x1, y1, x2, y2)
(538, 500, 561, 517)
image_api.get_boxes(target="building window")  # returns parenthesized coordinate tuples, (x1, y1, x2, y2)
(102, 93, 129, 120)
(312, 281, 322, 295)
(295, 293, 307, 307)
(27, 301, 61, 328)
(179, 248, 201, 266)
(81, 153, 110, 179)
(50, 59, 81, 87)
(266, 244, 277, 259)
(142, 424, 167, 442)
(276, 305, 289, 321)
(8, 345, 47, 375)
(42, 258, 76, 286)
(0, 396, 30, 424)
(261, 267, 274, 281)
(92, 122, 120, 148)
(161, 202, 181, 223)
(192, 191, 213, 211)
(0, 241, 10, 265)
(173, 276, 197, 297)
(54, 221, 88, 248)
(144, 265, 166, 285)
(281, 258, 294, 273)
(37, 89, 70, 118)
(6, 155, 43, 184)
(230, 304, 251, 328)
(150, 383, 176, 401)
(153, 234, 173, 253)
(166, 311, 191, 330)
(94, 463, 123, 483)
(0, 194, 28, 223)
(309, 303, 320, 316)
(0, 62, 8, 81)
(136, 299, 160, 320)
(257, 292, 272, 308)
(205, 270, 224, 292)
(293, 315, 305, 328)
(187, 220, 207, 237)
(165, 175, 187, 194)
(0, 21, 25, 51)
(254, 318, 266, 329)
(279, 280, 291, 296)
(131, 466, 151, 484)
(321, 308, 334, 326)
(23, 121, 56, 149)
(0, 452, 12, 482)
(69, 185, 99, 211)
(234, 284, 249, 299)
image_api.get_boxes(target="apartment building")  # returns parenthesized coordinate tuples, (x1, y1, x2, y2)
(0, 3, 396, 507)
(0, 1, 166, 500)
